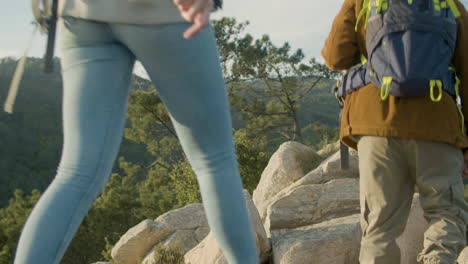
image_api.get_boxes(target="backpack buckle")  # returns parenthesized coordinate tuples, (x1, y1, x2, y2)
(380, 76, 392, 100)
(430, 80, 443, 102)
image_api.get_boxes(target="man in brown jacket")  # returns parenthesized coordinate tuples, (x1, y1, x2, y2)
(322, 0, 468, 263)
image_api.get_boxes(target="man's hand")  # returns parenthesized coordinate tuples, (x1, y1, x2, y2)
(173, 0, 213, 39)
(463, 149, 468, 178)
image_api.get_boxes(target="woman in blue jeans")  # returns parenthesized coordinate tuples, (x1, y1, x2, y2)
(14, 0, 258, 263)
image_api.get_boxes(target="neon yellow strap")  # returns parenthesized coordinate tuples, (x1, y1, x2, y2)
(355, 0, 372, 31)
(382, 0, 388, 10)
(446, 0, 461, 17)
(430, 80, 443, 102)
(381, 76, 392, 100)
(441, 1, 447, 8)
(434, 0, 441, 11)
(376, 0, 384, 13)
(360, 54, 368, 64)
(408, 0, 413, 4)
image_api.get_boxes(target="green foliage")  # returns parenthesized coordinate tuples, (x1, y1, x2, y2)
(234, 129, 271, 193)
(169, 160, 201, 207)
(0, 58, 63, 207)
(101, 237, 114, 262)
(125, 87, 183, 167)
(213, 18, 340, 144)
(62, 158, 178, 264)
(0, 57, 153, 207)
(302, 123, 340, 150)
(152, 244, 186, 264)
(0, 189, 41, 264)
(61, 172, 142, 264)
(137, 165, 177, 220)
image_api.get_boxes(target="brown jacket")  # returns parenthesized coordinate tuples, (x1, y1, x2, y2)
(322, 0, 468, 150)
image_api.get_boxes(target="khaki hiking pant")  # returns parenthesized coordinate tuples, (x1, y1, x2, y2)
(357, 136, 468, 264)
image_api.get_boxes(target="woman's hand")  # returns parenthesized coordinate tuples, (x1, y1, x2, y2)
(173, 0, 213, 39)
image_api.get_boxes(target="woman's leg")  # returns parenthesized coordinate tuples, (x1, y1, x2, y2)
(112, 23, 258, 263)
(14, 17, 135, 264)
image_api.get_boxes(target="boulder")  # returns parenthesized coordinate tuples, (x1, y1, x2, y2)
(270, 214, 361, 264)
(458, 246, 468, 264)
(184, 191, 271, 264)
(142, 228, 210, 264)
(253, 141, 322, 221)
(291, 150, 359, 188)
(112, 204, 209, 264)
(265, 178, 360, 233)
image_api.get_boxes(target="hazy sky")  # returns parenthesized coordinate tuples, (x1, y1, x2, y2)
(1, 0, 467, 66)
(0, 0, 344, 60)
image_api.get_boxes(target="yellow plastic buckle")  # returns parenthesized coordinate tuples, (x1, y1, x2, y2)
(380, 76, 392, 100)
(429, 80, 443, 102)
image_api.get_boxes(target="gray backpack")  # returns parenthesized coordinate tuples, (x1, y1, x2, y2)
(334, 0, 461, 103)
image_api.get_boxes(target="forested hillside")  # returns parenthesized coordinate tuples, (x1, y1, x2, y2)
(0, 57, 154, 207)
(0, 18, 341, 264)
(0, 57, 340, 207)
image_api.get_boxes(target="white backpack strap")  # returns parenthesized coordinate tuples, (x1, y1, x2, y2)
(31, 0, 51, 33)
(4, 26, 38, 114)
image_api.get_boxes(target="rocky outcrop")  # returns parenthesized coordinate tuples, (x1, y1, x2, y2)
(458, 247, 468, 264)
(111, 204, 209, 264)
(270, 214, 361, 264)
(109, 141, 468, 264)
(252, 142, 323, 221)
(184, 191, 270, 264)
(265, 178, 359, 233)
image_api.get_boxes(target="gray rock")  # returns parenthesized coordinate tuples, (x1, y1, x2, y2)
(265, 178, 360, 233)
(184, 191, 271, 264)
(271, 214, 361, 264)
(142, 229, 207, 264)
(112, 204, 209, 264)
(458, 246, 468, 264)
(253, 141, 322, 221)
(293, 150, 359, 187)
(111, 220, 170, 264)
(155, 203, 208, 230)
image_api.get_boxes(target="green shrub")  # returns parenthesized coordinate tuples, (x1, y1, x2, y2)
(153, 244, 186, 264)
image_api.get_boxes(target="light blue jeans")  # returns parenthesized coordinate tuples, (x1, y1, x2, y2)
(14, 17, 258, 264)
